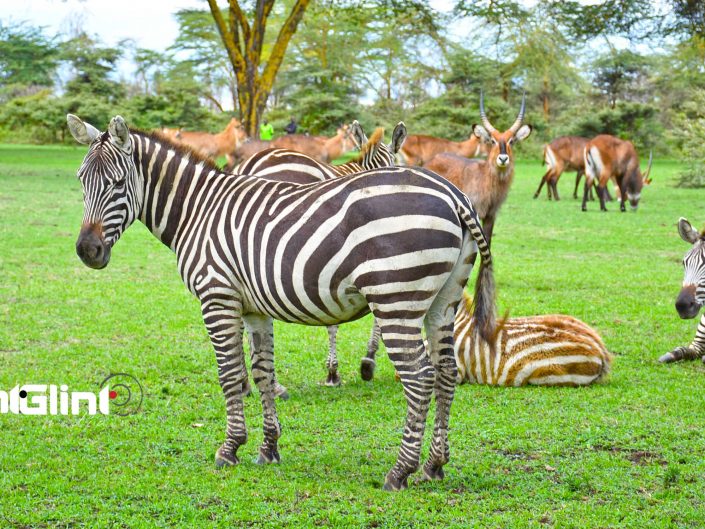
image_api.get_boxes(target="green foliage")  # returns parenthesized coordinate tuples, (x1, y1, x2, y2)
(671, 91, 705, 188)
(60, 32, 125, 100)
(0, 22, 58, 93)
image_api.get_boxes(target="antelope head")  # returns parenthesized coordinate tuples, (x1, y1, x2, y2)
(473, 92, 532, 177)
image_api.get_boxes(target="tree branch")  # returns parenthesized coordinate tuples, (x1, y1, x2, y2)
(207, 0, 246, 74)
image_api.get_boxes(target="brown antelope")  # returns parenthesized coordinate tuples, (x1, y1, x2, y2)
(227, 138, 272, 170)
(424, 92, 531, 244)
(399, 132, 489, 166)
(159, 127, 182, 140)
(534, 136, 589, 201)
(168, 118, 247, 168)
(270, 125, 353, 163)
(583, 134, 653, 212)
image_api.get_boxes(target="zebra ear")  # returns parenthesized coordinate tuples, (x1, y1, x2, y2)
(678, 217, 700, 245)
(109, 115, 131, 152)
(390, 122, 407, 153)
(67, 114, 100, 145)
(350, 120, 367, 149)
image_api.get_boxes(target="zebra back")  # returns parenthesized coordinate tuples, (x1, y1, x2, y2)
(454, 292, 612, 387)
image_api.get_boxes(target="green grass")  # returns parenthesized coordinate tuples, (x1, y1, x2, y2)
(1, 143, 705, 528)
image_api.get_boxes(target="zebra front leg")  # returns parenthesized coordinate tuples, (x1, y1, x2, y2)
(325, 325, 341, 386)
(244, 314, 282, 464)
(379, 319, 435, 491)
(199, 292, 248, 467)
(360, 318, 381, 381)
(660, 313, 705, 363)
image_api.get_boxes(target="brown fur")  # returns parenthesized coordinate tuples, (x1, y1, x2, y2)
(583, 134, 652, 212)
(400, 133, 488, 166)
(271, 125, 352, 163)
(169, 118, 246, 167)
(425, 126, 525, 245)
(535, 136, 589, 201)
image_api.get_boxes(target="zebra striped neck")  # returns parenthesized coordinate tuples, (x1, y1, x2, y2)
(131, 131, 245, 251)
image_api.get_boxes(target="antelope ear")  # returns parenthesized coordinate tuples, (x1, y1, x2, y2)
(391, 122, 407, 153)
(678, 217, 700, 245)
(472, 124, 491, 143)
(350, 120, 367, 148)
(67, 114, 100, 145)
(108, 115, 131, 152)
(514, 124, 532, 142)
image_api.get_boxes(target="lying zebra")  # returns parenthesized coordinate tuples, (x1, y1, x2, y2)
(363, 292, 612, 387)
(661, 218, 705, 363)
(453, 293, 612, 386)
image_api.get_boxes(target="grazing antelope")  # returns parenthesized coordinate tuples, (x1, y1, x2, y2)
(424, 92, 532, 244)
(454, 292, 612, 386)
(582, 134, 653, 212)
(270, 125, 353, 163)
(399, 132, 489, 166)
(534, 136, 588, 201)
(67, 112, 495, 491)
(167, 117, 247, 168)
(660, 218, 705, 364)
(237, 122, 407, 389)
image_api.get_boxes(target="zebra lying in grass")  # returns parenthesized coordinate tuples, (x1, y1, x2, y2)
(661, 218, 705, 364)
(67, 113, 496, 491)
(379, 291, 611, 387)
(453, 292, 612, 386)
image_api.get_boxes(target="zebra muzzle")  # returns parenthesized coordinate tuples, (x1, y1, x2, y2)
(76, 224, 111, 270)
(675, 285, 700, 319)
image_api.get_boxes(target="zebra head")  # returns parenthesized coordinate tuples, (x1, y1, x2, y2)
(351, 120, 407, 170)
(67, 114, 141, 270)
(676, 217, 705, 319)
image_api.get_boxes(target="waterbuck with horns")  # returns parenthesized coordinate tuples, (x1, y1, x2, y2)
(424, 92, 532, 245)
(583, 134, 653, 212)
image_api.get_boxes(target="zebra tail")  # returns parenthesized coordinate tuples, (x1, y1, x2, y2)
(457, 202, 497, 346)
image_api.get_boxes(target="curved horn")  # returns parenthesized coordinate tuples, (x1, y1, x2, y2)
(643, 149, 653, 183)
(479, 91, 497, 134)
(509, 92, 526, 134)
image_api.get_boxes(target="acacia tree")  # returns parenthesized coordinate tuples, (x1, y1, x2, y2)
(206, 0, 311, 136)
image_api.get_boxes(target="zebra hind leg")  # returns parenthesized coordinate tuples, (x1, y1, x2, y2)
(378, 318, 435, 491)
(325, 325, 341, 386)
(360, 318, 381, 381)
(244, 314, 282, 464)
(199, 292, 249, 468)
(423, 235, 473, 481)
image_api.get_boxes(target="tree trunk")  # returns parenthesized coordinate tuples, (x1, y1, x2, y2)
(207, 0, 311, 137)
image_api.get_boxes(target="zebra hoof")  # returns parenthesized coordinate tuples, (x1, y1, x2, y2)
(215, 446, 240, 468)
(360, 358, 376, 381)
(658, 351, 677, 363)
(422, 463, 445, 481)
(255, 447, 281, 465)
(274, 383, 289, 401)
(382, 473, 408, 492)
(325, 372, 341, 387)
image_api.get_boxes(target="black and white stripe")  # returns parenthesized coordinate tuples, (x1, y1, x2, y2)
(67, 114, 496, 491)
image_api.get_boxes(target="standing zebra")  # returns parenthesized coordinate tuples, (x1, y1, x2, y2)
(238, 121, 407, 387)
(67, 114, 496, 491)
(661, 218, 705, 363)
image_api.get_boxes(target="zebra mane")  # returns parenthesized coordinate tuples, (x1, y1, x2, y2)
(135, 128, 222, 173)
(355, 127, 385, 162)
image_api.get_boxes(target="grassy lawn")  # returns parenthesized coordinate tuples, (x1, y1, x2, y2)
(1, 143, 705, 528)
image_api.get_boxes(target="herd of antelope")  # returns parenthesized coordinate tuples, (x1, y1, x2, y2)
(155, 92, 696, 392)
